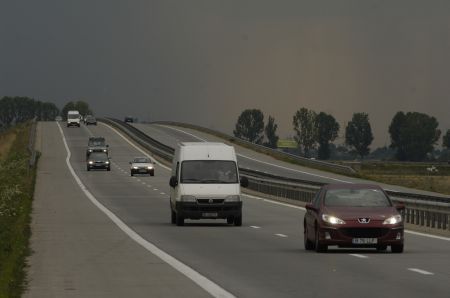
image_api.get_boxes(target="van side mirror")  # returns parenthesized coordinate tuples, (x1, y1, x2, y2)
(169, 176, 178, 188)
(240, 176, 249, 188)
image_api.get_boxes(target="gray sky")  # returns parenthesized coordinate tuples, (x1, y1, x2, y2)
(1, 0, 450, 148)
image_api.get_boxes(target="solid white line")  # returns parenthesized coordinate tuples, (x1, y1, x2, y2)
(405, 230, 450, 241)
(250, 226, 261, 229)
(262, 199, 306, 211)
(159, 125, 350, 183)
(99, 122, 171, 171)
(349, 254, 369, 259)
(275, 234, 288, 238)
(408, 268, 434, 275)
(56, 123, 235, 298)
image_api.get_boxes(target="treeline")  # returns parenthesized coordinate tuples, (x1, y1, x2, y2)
(61, 101, 93, 120)
(233, 108, 449, 162)
(0, 96, 59, 130)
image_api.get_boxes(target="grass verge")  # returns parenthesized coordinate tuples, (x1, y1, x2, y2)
(0, 123, 36, 298)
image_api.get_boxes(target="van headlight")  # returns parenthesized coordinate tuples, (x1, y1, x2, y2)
(181, 195, 196, 202)
(147, 166, 153, 169)
(322, 214, 346, 225)
(132, 166, 138, 169)
(88, 161, 94, 164)
(88, 149, 93, 152)
(225, 195, 240, 202)
(103, 149, 107, 152)
(383, 215, 402, 225)
(105, 161, 109, 164)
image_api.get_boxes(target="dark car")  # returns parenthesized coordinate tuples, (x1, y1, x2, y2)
(303, 184, 404, 253)
(124, 116, 134, 123)
(86, 152, 110, 171)
(85, 115, 97, 125)
(130, 157, 154, 176)
(86, 137, 108, 158)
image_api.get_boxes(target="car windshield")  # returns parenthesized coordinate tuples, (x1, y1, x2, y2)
(181, 160, 238, 183)
(324, 188, 391, 207)
(134, 158, 151, 163)
(89, 138, 105, 146)
(89, 153, 108, 161)
(68, 114, 79, 119)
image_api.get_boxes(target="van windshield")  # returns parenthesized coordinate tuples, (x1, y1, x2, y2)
(181, 160, 238, 183)
(68, 114, 79, 119)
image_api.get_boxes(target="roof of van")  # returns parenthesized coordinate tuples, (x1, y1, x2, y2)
(178, 142, 236, 161)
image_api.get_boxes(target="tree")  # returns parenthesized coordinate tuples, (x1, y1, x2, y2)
(315, 112, 339, 160)
(443, 129, 450, 149)
(233, 109, 265, 144)
(345, 112, 374, 159)
(292, 108, 317, 157)
(61, 100, 93, 120)
(263, 116, 279, 149)
(389, 111, 441, 161)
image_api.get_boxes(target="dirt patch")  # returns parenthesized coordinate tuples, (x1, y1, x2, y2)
(0, 131, 17, 161)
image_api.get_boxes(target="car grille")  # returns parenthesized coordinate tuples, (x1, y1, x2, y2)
(339, 228, 390, 238)
(197, 199, 225, 204)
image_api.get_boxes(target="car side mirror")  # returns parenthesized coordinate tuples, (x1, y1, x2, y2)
(169, 176, 178, 188)
(305, 203, 317, 212)
(240, 176, 249, 188)
(395, 202, 405, 211)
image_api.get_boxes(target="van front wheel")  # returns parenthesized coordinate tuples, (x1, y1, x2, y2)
(171, 209, 176, 224)
(234, 215, 242, 226)
(176, 213, 184, 226)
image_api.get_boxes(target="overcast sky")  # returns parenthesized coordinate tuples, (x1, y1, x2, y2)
(1, 0, 450, 148)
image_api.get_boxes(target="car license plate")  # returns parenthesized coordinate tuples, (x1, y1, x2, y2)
(139, 169, 147, 173)
(352, 238, 378, 244)
(202, 212, 218, 218)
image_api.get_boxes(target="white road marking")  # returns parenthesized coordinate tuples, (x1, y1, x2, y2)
(56, 122, 235, 298)
(408, 268, 434, 275)
(99, 122, 171, 171)
(154, 188, 158, 191)
(349, 254, 369, 259)
(160, 192, 166, 195)
(275, 234, 288, 238)
(262, 199, 306, 211)
(405, 230, 450, 241)
(137, 179, 141, 182)
(250, 226, 261, 229)
(160, 125, 350, 183)
(142, 182, 146, 185)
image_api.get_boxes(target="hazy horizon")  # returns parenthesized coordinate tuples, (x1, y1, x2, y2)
(1, 0, 450, 148)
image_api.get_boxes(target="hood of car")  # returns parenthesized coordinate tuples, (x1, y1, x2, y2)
(322, 206, 398, 221)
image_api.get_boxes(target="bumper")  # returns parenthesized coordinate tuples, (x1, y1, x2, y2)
(318, 225, 404, 247)
(67, 122, 80, 127)
(175, 201, 242, 219)
(131, 168, 154, 175)
(88, 163, 110, 169)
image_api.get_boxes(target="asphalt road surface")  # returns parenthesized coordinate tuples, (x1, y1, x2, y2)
(26, 121, 450, 298)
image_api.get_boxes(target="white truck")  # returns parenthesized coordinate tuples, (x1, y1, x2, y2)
(169, 142, 248, 226)
(67, 110, 81, 127)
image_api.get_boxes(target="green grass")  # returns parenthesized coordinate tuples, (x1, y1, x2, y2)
(0, 123, 36, 298)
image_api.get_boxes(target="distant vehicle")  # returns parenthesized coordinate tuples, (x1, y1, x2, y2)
(124, 116, 134, 123)
(67, 110, 80, 127)
(86, 137, 108, 158)
(130, 157, 155, 176)
(169, 142, 249, 226)
(55, 116, 62, 122)
(85, 115, 97, 125)
(303, 184, 405, 253)
(86, 152, 110, 171)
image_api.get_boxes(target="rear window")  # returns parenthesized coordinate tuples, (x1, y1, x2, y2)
(89, 138, 105, 146)
(324, 188, 391, 207)
(134, 158, 151, 163)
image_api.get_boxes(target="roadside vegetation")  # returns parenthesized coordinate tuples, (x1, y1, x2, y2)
(0, 123, 36, 297)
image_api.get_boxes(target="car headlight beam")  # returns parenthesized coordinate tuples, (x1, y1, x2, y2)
(383, 215, 402, 225)
(322, 214, 346, 225)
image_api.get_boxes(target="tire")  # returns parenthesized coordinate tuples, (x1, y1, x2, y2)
(176, 213, 184, 226)
(315, 227, 327, 253)
(304, 223, 315, 250)
(227, 217, 234, 225)
(130, 171, 134, 177)
(376, 245, 387, 252)
(150, 172, 155, 177)
(391, 244, 404, 253)
(234, 215, 242, 226)
(87, 166, 90, 171)
(171, 208, 176, 224)
(107, 166, 111, 171)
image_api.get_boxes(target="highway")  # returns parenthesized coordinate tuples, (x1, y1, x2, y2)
(132, 123, 450, 198)
(27, 121, 450, 298)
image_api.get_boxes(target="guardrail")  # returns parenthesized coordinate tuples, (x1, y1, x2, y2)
(99, 118, 450, 233)
(151, 121, 356, 175)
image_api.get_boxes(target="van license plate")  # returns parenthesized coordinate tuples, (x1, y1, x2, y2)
(202, 212, 218, 218)
(352, 238, 377, 244)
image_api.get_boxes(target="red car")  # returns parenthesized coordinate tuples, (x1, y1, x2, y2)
(304, 184, 404, 253)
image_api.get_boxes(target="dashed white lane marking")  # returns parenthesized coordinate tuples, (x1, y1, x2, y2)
(57, 122, 235, 298)
(160, 192, 166, 195)
(349, 254, 369, 259)
(142, 182, 146, 185)
(250, 226, 261, 229)
(159, 125, 350, 183)
(100, 122, 171, 171)
(147, 185, 152, 188)
(154, 188, 158, 191)
(137, 179, 141, 182)
(275, 234, 288, 238)
(408, 268, 434, 275)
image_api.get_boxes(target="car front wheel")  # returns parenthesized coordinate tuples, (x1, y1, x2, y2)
(391, 244, 404, 253)
(315, 227, 327, 253)
(304, 224, 314, 250)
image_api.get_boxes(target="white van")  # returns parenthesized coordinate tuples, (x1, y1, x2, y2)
(169, 142, 248, 226)
(67, 110, 81, 127)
